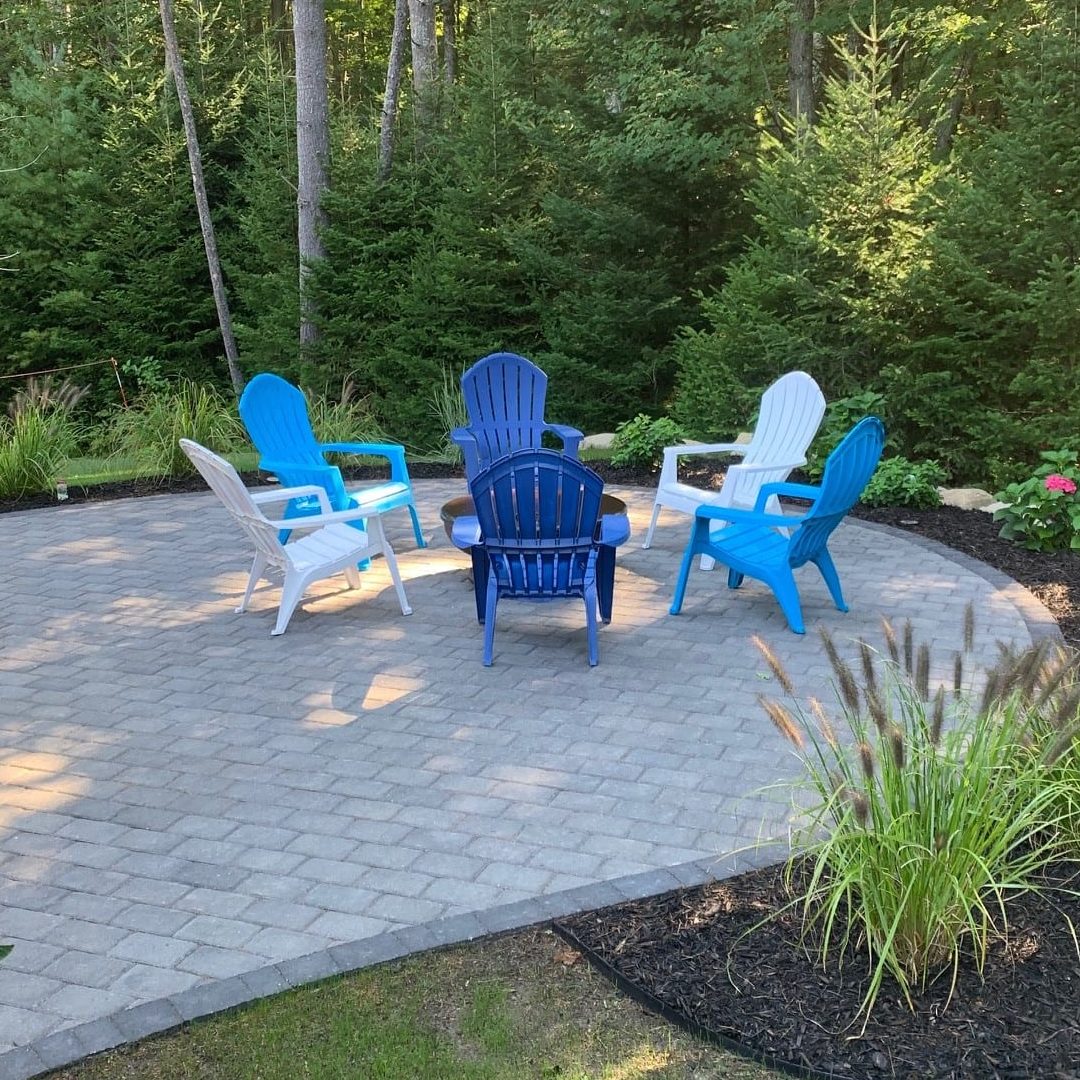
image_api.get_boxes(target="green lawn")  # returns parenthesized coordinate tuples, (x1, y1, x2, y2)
(56, 928, 779, 1080)
(62, 451, 262, 486)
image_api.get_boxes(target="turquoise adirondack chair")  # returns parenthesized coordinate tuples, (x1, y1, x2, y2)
(452, 353, 584, 480)
(469, 449, 606, 666)
(238, 373, 426, 552)
(669, 417, 885, 633)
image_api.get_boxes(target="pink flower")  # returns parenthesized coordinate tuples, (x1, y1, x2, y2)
(1044, 474, 1077, 494)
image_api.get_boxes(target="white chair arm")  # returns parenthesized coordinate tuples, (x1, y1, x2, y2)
(251, 485, 332, 513)
(662, 441, 749, 461)
(726, 457, 807, 476)
(263, 505, 381, 531)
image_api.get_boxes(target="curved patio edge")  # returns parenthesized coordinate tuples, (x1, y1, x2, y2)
(1, 845, 786, 1080)
(849, 518, 1063, 645)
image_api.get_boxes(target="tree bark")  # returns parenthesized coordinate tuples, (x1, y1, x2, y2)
(408, 0, 438, 133)
(293, 0, 330, 349)
(934, 54, 973, 160)
(788, 0, 816, 127)
(441, 0, 457, 86)
(158, 0, 244, 394)
(378, 0, 409, 182)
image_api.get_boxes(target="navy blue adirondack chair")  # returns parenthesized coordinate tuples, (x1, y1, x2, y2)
(670, 417, 885, 633)
(469, 449, 606, 666)
(451, 353, 584, 481)
(239, 374, 426, 555)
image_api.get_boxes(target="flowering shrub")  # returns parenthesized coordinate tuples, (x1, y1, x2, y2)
(994, 450, 1080, 551)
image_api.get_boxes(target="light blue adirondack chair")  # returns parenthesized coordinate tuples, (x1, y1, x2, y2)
(238, 373, 426, 552)
(452, 353, 584, 480)
(669, 417, 885, 633)
(469, 449, 606, 666)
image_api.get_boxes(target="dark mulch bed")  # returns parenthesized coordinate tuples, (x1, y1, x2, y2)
(556, 861, 1080, 1079)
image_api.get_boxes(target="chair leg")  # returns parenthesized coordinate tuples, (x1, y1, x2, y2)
(596, 546, 615, 624)
(382, 542, 412, 616)
(813, 550, 849, 613)
(470, 547, 489, 623)
(769, 568, 806, 635)
(669, 532, 701, 615)
(343, 566, 362, 589)
(482, 571, 499, 666)
(236, 554, 268, 613)
(700, 520, 726, 571)
(583, 581, 599, 667)
(727, 569, 744, 590)
(642, 501, 662, 549)
(346, 518, 372, 572)
(272, 572, 308, 636)
(407, 502, 427, 548)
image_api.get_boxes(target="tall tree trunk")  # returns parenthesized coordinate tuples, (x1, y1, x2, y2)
(158, 0, 244, 394)
(934, 54, 973, 160)
(293, 0, 330, 349)
(441, 0, 457, 86)
(378, 0, 408, 182)
(788, 0, 816, 127)
(407, 0, 438, 134)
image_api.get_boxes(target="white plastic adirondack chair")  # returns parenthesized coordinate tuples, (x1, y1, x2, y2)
(642, 372, 826, 569)
(180, 440, 412, 636)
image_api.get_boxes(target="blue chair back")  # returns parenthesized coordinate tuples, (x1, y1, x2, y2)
(788, 417, 885, 568)
(239, 373, 350, 509)
(469, 449, 603, 599)
(461, 353, 551, 470)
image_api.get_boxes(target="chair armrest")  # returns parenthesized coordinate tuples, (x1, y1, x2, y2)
(753, 480, 822, 511)
(450, 428, 482, 479)
(663, 442, 748, 461)
(694, 504, 808, 529)
(727, 457, 806, 477)
(599, 512, 631, 548)
(263, 507, 379, 531)
(450, 515, 482, 550)
(319, 442, 410, 484)
(250, 485, 332, 513)
(542, 423, 584, 456)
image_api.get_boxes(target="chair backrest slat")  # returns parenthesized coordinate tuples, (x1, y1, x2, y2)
(470, 449, 603, 598)
(788, 417, 885, 567)
(461, 353, 551, 472)
(180, 439, 288, 568)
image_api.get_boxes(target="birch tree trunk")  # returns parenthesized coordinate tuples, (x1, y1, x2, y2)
(408, 0, 438, 134)
(158, 0, 244, 394)
(378, 0, 409, 182)
(442, 0, 457, 86)
(293, 0, 330, 349)
(788, 0, 816, 127)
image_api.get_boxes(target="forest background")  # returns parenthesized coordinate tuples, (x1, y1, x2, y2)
(1, 0, 1078, 487)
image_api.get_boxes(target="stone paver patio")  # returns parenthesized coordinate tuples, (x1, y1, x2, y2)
(0, 479, 1056, 1077)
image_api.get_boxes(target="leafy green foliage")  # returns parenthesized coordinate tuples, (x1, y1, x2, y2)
(101, 381, 244, 478)
(805, 391, 887, 480)
(0, 403, 78, 498)
(860, 457, 944, 509)
(610, 413, 685, 469)
(994, 450, 1080, 552)
(754, 621, 1078, 1020)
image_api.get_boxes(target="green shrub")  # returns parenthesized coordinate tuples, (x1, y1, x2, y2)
(994, 450, 1080, 552)
(102, 380, 244, 478)
(753, 619, 1077, 1020)
(0, 403, 78, 498)
(805, 391, 888, 480)
(860, 456, 944, 508)
(610, 413, 685, 469)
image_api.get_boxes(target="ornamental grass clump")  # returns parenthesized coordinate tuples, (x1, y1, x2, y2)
(102, 380, 244, 478)
(754, 611, 1080, 1022)
(0, 402, 79, 498)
